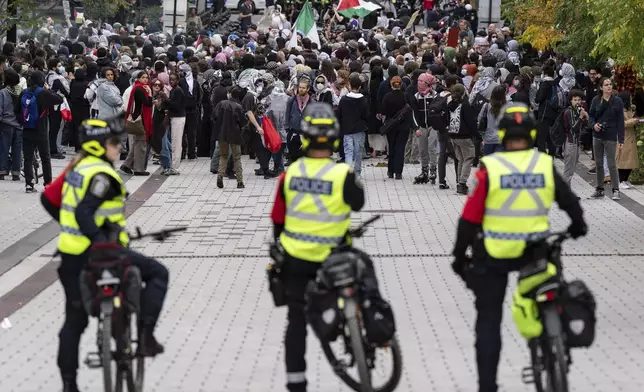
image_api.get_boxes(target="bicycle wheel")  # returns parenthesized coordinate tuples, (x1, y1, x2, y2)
(542, 306, 569, 392)
(529, 338, 546, 392)
(344, 298, 372, 392)
(101, 302, 114, 392)
(321, 324, 402, 392)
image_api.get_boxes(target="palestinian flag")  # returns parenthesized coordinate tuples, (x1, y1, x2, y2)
(288, 1, 320, 48)
(336, 0, 382, 18)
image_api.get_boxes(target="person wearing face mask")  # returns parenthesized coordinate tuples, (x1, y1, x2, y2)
(313, 75, 333, 105)
(213, 86, 247, 189)
(115, 54, 134, 94)
(510, 74, 531, 107)
(46, 58, 71, 160)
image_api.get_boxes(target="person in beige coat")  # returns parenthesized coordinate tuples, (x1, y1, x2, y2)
(616, 91, 640, 189)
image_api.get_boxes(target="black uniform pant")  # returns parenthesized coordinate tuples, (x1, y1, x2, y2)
(283, 255, 320, 392)
(438, 133, 458, 184)
(57, 249, 169, 380)
(469, 266, 509, 392)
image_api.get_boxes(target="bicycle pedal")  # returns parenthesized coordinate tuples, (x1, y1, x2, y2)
(521, 366, 535, 384)
(84, 352, 102, 369)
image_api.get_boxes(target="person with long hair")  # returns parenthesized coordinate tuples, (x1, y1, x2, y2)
(588, 77, 624, 199)
(479, 85, 507, 155)
(120, 71, 153, 176)
(447, 84, 478, 194)
(165, 73, 186, 175)
(616, 91, 638, 189)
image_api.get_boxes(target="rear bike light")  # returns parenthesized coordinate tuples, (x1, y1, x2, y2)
(536, 290, 556, 303)
(102, 286, 114, 296)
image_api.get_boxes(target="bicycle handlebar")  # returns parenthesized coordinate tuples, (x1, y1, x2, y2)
(526, 231, 570, 248)
(347, 215, 382, 239)
(129, 226, 187, 242)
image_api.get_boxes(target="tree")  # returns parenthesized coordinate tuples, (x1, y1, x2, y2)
(81, 0, 132, 21)
(554, 0, 599, 69)
(587, 0, 644, 74)
(0, 0, 44, 41)
(501, 0, 564, 51)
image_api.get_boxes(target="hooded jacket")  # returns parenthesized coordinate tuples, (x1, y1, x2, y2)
(337, 91, 370, 135)
(313, 75, 334, 105)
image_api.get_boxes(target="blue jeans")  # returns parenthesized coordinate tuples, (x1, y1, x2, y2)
(160, 130, 172, 169)
(343, 132, 366, 177)
(0, 125, 22, 175)
(483, 143, 504, 156)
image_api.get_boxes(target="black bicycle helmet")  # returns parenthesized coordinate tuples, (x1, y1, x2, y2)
(301, 102, 340, 151)
(496, 102, 537, 145)
(80, 112, 126, 158)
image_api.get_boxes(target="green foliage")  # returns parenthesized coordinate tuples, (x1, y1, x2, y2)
(554, 0, 599, 69)
(587, 0, 644, 74)
(0, 0, 44, 34)
(81, 0, 132, 21)
(500, 0, 564, 51)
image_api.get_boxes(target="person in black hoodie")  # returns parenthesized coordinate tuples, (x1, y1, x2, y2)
(337, 73, 370, 178)
(381, 76, 412, 179)
(535, 61, 559, 155)
(447, 84, 477, 194)
(95, 47, 113, 71)
(179, 63, 202, 160)
(210, 71, 235, 177)
(68, 69, 90, 152)
(22, 71, 63, 193)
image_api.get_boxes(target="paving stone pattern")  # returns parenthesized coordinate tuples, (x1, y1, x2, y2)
(1, 157, 644, 391)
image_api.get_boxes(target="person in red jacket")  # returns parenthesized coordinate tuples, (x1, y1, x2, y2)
(423, 0, 438, 29)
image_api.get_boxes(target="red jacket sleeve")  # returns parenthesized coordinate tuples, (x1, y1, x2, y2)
(270, 173, 287, 224)
(461, 168, 488, 224)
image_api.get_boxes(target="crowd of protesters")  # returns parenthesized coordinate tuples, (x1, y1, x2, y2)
(0, 0, 642, 198)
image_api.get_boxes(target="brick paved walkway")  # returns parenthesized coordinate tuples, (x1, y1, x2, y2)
(1, 155, 643, 392)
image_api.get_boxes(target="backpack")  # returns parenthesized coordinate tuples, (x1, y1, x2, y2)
(21, 87, 45, 129)
(471, 91, 490, 119)
(426, 94, 448, 132)
(549, 84, 566, 111)
(549, 109, 567, 146)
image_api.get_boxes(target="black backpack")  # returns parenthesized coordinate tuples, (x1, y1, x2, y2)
(426, 94, 448, 132)
(471, 91, 490, 119)
(549, 109, 567, 146)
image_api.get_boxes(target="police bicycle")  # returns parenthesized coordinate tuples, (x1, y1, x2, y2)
(80, 227, 186, 392)
(307, 215, 402, 392)
(513, 232, 596, 392)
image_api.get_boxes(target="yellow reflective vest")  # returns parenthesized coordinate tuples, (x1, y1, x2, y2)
(57, 155, 129, 255)
(481, 150, 555, 259)
(280, 158, 352, 262)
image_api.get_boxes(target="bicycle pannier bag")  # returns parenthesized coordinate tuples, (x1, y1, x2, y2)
(362, 296, 396, 345)
(562, 280, 596, 348)
(305, 281, 342, 342)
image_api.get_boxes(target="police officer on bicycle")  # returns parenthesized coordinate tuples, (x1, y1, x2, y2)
(451, 103, 587, 392)
(270, 103, 365, 392)
(43, 115, 168, 392)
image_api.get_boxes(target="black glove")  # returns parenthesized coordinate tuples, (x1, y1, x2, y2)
(567, 221, 588, 239)
(451, 255, 470, 281)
